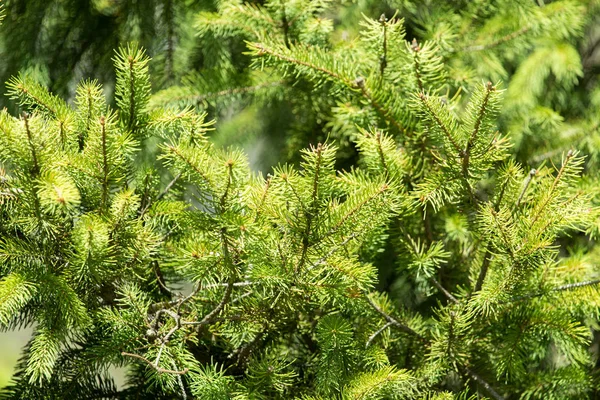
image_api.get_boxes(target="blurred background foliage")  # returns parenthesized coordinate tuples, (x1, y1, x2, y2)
(3, 0, 600, 387)
(3, 0, 600, 171)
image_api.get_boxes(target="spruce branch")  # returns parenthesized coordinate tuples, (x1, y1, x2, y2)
(297, 143, 323, 273)
(234, 329, 267, 366)
(512, 278, 600, 302)
(120, 352, 189, 375)
(365, 294, 426, 341)
(489, 208, 516, 262)
(473, 164, 515, 295)
(375, 131, 389, 177)
(515, 168, 537, 209)
(253, 175, 272, 222)
(283, 173, 309, 216)
(429, 277, 459, 304)
(197, 280, 234, 327)
(411, 39, 424, 92)
(250, 43, 350, 84)
(553, 278, 600, 292)
(172, 359, 187, 400)
(140, 172, 181, 217)
(460, 26, 531, 53)
(22, 113, 39, 177)
(461, 366, 505, 400)
(417, 93, 461, 155)
(473, 248, 492, 294)
(305, 233, 358, 273)
(462, 82, 495, 181)
(155, 81, 285, 108)
(219, 161, 234, 212)
(203, 281, 254, 290)
(279, 0, 290, 49)
(379, 14, 388, 76)
(249, 43, 406, 134)
(354, 77, 407, 134)
(9, 78, 58, 116)
(127, 57, 137, 133)
(152, 260, 174, 297)
(165, 144, 212, 186)
(324, 183, 389, 238)
(366, 322, 392, 348)
(22, 113, 41, 219)
(100, 116, 109, 211)
(530, 150, 575, 227)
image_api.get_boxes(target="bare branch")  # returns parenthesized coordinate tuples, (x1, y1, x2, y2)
(121, 352, 189, 375)
(462, 366, 505, 400)
(366, 322, 392, 348)
(365, 294, 427, 342)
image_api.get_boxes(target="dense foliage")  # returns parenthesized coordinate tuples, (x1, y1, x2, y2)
(2, 1, 600, 399)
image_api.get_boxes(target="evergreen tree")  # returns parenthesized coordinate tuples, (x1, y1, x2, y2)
(154, 0, 600, 170)
(2, 21, 600, 399)
(3, 1, 600, 399)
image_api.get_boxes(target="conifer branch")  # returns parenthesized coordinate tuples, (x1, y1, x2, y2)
(156, 172, 181, 201)
(22, 113, 42, 220)
(473, 248, 492, 294)
(461, 366, 505, 400)
(252, 44, 350, 84)
(530, 150, 574, 226)
(417, 93, 461, 155)
(429, 277, 459, 304)
(306, 233, 358, 273)
(489, 209, 516, 261)
(253, 175, 271, 222)
(516, 168, 537, 209)
(473, 168, 514, 294)
(13, 84, 58, 116)
(166, 144, 212, 185)
(379, 14, 388, 76)
(100, 116, 109, 211)
(375, 131, 389, 177)
(366, 322, 392, 348)
(325, 184, 389, 237)
(235, 329, 267, 366)
(251, 44, 406, 133)
(279, 0, 290, 49)
(173, 359, 187, 399)
(422, 206, 434, 243)
(354, 77, 406, 134)
(554, 278, 600, 292)
(81, 85, 94, 151)
(462, 82, 495, 180)
(166, 82, 285, 106)
(197, 280, 234, 326)
(460, 26, 531, 53)
(365, 294, 426, 341)
(152, 260, 174, 296)
(297, 143, 323, 273)
(283, 174, 310, 216)
(120, 352, 189, 375)
(22, 113, 39, 177)
(140, 172, 182, 217)
(203, 281, 254, 289)
(411, 39, 424, 92)
(219, 161, 234, 211)
(513, 278, 600, 302)
(127, 56, 137, 133)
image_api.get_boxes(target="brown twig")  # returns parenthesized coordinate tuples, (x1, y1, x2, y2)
(121, 352, 189, 375)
